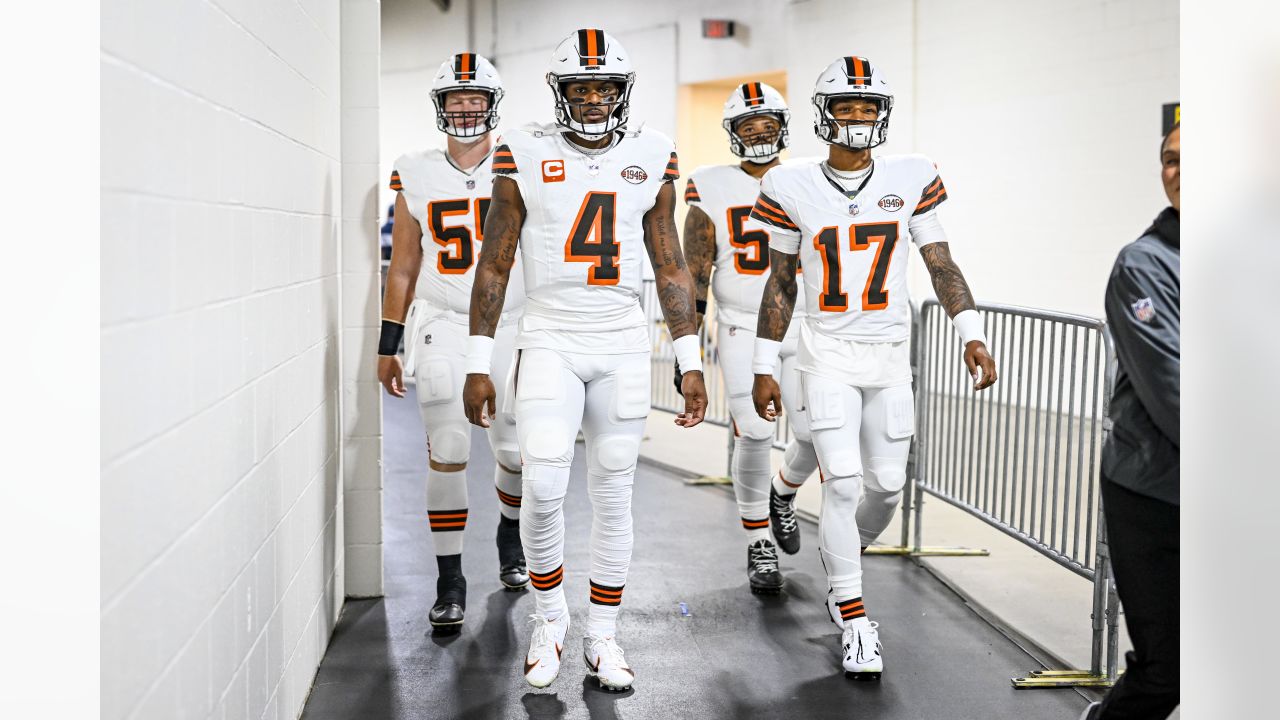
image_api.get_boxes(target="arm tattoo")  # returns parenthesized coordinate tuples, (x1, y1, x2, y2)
(917, 242, 976, 317)
(645, 182, 698, 339)
(756, 249, 798, 341)
(470, 178, 524, 337)
(683, 206, 715, 305)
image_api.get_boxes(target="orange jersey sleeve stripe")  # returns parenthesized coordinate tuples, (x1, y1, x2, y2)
(913, 189, 948, 215)
(750, 204, 798, 230)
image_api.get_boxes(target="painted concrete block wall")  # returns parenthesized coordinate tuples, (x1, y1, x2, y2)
(340, 0, 387, 601)
(100, 0, 381, 717)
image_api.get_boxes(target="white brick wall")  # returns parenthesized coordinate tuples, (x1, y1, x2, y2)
(101, 1, 380, 718)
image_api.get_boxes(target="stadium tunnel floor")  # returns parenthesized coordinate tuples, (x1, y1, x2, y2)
(300, 387, 1088, 720)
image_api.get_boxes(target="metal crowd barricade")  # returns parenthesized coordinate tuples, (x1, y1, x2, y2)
(644, 282, 1121, 688)
(911, 299, 1119, 687)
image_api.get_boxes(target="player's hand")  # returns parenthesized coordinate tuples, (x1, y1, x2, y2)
(752, 374, 783, 421)
(378, 355, 406, 398)
(675, 370, 707, 428)
(463, 373, 497, 428)
(963, 340, 998, 391)
(673, 361, 684, 397)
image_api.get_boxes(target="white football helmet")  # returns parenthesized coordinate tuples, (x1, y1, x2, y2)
(722, 81, 790, 163)
(429, 53, 504, 142)
(545, 29, 636, 140)
(812, 56, 894, 150)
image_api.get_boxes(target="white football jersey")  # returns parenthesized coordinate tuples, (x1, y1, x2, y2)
(390, 148, 525, 317)
(751, 154, 947, 343)
(685, 163, 808, 331)
(493, 123, 678, 353)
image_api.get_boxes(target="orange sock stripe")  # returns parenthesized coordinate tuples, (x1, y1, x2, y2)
(741, 517, 770, 529)
(496, 489, 522, 507)
(529, 566, 564, 589)
(779, 470, 802, 489)
(589, 581, 624, 605)
(429, 521, 467, 530)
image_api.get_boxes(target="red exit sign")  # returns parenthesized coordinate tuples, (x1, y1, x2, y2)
(702, 19, 736, 39)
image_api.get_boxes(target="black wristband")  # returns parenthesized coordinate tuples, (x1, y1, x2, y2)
(695, 299, 708, 315)
(378, 319, 405, 356)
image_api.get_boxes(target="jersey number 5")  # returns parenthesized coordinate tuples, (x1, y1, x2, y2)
(428, 198, 491, 274)
(727, 206, 769, 274)
(814, 221, 899, 312)
(564, 191, 620, 285)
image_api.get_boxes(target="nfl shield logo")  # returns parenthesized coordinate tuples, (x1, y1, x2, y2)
(848, 202, 862, 217)
(1131, 297, 1156, 323)
(466, 179, 476, 189)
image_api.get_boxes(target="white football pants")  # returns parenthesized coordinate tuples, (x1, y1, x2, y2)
(409, 305, 523, 555)
(804, 373, 913, 607)
(515, 347, 649, 638)
(717, 322, 816, 541)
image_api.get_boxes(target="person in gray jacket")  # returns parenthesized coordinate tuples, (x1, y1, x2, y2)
(1082, 124, 1179, 720)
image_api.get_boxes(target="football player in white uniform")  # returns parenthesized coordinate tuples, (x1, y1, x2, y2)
(377, 53, 528, 635)
(461, 30, 707, 692)
(680, 82, 820, 594)
(749, 56, 998, 679)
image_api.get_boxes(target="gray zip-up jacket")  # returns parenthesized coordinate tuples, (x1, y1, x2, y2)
(1101, 207, 1180, 505)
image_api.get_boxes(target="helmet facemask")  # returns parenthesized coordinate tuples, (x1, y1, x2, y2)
(547, 73, 635, 140)
(814, 93, 893, 150)
(431, 87, 504, 141)
(725, 110, 790, 163)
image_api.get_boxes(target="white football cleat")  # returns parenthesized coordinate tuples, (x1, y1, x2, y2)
(523, 614, 569, 688)
(583, 634, 635, 691)
(842, 620, 883, 680)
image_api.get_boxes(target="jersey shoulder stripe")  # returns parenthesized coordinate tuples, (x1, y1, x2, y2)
(492, 144, 518, 175)
(750, 192, 798, 231)
(662, 150, 679, 181)
(389, 170, 403, 191)
(914, 174, 948, 215)
(684, 177, 701, 204)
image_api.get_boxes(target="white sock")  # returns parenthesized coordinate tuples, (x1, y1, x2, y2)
(587, 472, 633, 638)
(522, 463, 570, 621)
(732, 435, 772, 543)
(426, 468, 468, 556)
(494, 464, 522, 520)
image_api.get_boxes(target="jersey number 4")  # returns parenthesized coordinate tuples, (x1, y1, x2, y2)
(428, 198, 491, 274)
(814, 221, 899, 312)
(727, 206, 769, 274)
(564, 192, 620, 285)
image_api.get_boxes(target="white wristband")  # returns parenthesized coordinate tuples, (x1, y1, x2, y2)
(952, 309, 987, 346)
(752, 337, 783, 375)
(673, 335, 703, 373)
(464, 335, 495, 375)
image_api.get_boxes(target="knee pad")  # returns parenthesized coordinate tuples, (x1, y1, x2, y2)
(728, 394, 774, 441)
(428, 424, 470, 465)
(820, 449, 862, 483)
(522, 463, 569, 506)
(521, 420, 574, 466)
(865, 456, 907, 493)
(588, 434, 640, 478)
(821, 471, 864, 503)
